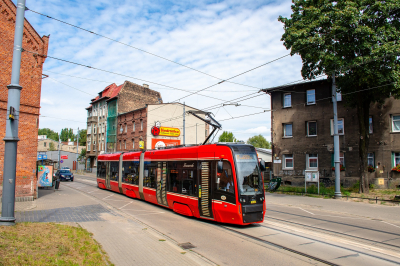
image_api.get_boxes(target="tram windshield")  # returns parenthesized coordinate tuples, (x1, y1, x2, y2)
(234, 152, 263, 196)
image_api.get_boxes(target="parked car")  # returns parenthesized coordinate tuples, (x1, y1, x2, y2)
(55, 169, 74, 182)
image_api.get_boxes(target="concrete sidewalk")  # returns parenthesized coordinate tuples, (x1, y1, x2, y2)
(6, 183, 214, 266)
(265, 192, 400, 223)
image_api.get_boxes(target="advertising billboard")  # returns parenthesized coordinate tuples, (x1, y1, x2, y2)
(151, 139, 181, 149)
(37, 165, 53, 187)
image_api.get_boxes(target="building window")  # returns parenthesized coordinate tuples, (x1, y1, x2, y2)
(140, 120, 143, 131)
(103, 106, 106, 116)
(368, 153, 374, 167)
(307, 89, 316, 105)
(331, 153, 345, 168)
(93, 141, 96, 151)
(283, 154, 293, 169)
(307, 154, 318, 169)
(87, 141, 91, 151)
(44, 142, 47, 147)
(133, 139, 135, 149)
(120, 141, 122, 150)
(133, 122, 135, 131)
(369, 116, 373, 134)
(120, 125, 123, 134)
(125, 124, 127, 133)
(393, 152, 400, 167)
(392, 115, 400, 132)
(93, 126, 96, 134)
(124, 140, 126, 150)
(330, 118, 344, 135)
(307, 121, 317, 136)
(283, 93, 291, 108)
(283, 123, 293, 137)
(337, 91, 342, 101)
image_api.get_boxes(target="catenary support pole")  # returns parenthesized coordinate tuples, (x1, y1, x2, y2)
(183, 102, 185, 145)
(196, 123, 197, 144)
(0, 0, 26, 226)
(332, 73, 342, 198)
(58, 135, 61, 170)
(76, 128, 79, 171)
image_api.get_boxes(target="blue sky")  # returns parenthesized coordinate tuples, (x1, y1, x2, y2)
(19, 0, 308, 142)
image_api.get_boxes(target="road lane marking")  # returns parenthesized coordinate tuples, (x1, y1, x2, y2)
(119, 201, 134, 209)
(298, 207, 314, 215)
(103, 195, 113, 200)
(381, 221, 400, 228)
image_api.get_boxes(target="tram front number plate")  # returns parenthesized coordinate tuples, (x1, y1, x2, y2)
(251, 200, 256, 204)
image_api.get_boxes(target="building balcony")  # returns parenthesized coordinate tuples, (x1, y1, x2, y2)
(87, 116, 98, 123)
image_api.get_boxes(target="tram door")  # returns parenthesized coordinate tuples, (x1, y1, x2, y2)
(105, 162, 111, 189)
(156, 162, 168, 206)
(198, 161, 213, 218)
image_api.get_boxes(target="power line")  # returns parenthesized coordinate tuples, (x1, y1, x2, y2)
(47, 76, 96, 96)
(39, 115, 87, 123)
(27, 8, 260, 90)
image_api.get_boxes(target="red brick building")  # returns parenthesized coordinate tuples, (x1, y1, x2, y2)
(117, 103, 210, 152)
(0, 0, 49, 200)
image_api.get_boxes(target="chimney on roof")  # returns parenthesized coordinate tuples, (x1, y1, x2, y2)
(143, 84, 149, 89)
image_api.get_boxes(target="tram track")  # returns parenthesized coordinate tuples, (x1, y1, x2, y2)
(264, 215, 400, 250)
(72, 177, 400, 265)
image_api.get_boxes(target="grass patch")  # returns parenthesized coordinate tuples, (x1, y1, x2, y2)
(0, 222, 113, 266)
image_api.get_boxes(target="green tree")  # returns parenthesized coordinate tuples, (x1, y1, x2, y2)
(78, 148, 86, 161)
(218, 131, 235, 142)
(278, 1, 400, 193)
(38, 128, 59, 141)
(247, 135, 270, 149)
(78, 129, 87, 146)
(49, 142, 56, 151)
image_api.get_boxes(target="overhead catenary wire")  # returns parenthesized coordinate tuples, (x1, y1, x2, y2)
(27, 8, 260, 90)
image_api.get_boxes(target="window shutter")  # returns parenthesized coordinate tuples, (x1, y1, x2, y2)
(392, 152, 395, 168)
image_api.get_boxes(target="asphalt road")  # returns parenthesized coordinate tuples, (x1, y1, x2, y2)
(70, 175, 400, 266)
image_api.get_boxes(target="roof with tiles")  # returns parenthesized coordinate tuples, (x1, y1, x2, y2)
(86, 83, 120, 109)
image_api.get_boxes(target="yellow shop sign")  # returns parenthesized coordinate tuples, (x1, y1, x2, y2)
(159, 127, 180, 137)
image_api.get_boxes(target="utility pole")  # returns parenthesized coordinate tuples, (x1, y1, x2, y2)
(0, 0, 26, 226)
(76, 127, 79, 172)
(332, 73, 342, 198)
(196, 123, 197, 144)
(183, 102, 185, 145)
(58, 134, 61, 170)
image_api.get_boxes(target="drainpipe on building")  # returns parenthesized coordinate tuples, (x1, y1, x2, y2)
(0, 0, 26, 226)
(332, 73, 342, 199)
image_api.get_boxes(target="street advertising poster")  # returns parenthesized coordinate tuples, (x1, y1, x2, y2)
(151, 138, 180, 149)
(37, 165, 53, 187)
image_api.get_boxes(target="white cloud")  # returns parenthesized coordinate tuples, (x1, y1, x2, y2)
(19, 0, 302, 136)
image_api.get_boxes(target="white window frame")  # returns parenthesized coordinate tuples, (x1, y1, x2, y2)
(283, 93, 291, 108)
(368, 153, 374, 167)
(120, 125, 123, 134)
(307, 121, 317, 136)
(392, 115, 400, 132)
(307, 154, 318, 169)
(394, 152, 400, 167)
(87, 141, 91, 151)
(133, 122, 135, 131)
(330, 118, 344, 135)
(283, 154, 293, 169)
(283, 123, 293, 137)
(307, 89, 316, 105)
(125, 124, 127, 133)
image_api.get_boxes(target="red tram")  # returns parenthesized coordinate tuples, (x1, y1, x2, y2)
(96, 143, 266, 225)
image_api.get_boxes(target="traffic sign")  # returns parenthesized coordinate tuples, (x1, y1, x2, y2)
(60, 160, 64, 163)
(37, 155, 43, 160)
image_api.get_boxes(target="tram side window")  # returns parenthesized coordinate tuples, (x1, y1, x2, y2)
(97, 162, 106, 179)
(216, 161, 235, 194)
(122, 161, 139, 185)
(182, 161, 196, 196)
(144, 162, 157, 188)
(110, 162, 119, 181)
(168, 162, 182, 193)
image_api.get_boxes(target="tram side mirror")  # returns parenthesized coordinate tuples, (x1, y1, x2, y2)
(259, 159, 266, 171)
(217, 160, 223, 173)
